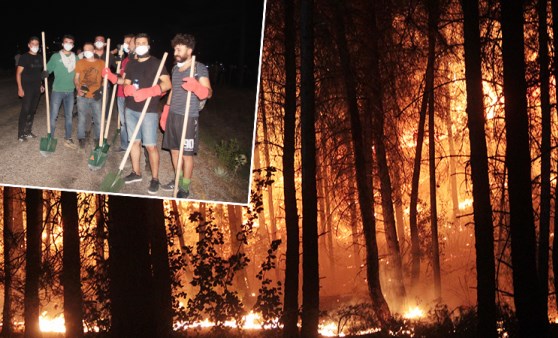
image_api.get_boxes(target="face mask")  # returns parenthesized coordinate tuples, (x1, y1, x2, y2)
(30, 46, 39, 53)
(177, 61, 186, 68)
(122, 43, 129, 53)
(83, 51, 94, 59)
(63, 43, 73, 51)
(94, 41, 105, 49)
(135, 45, 149, 56)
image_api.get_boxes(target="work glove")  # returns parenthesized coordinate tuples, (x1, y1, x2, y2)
(160, 104, 170, 131)
(181, 77, 209, 100)
(102, 68, 117, 84)
(123, 84, 136, 97)
(133, 85, 162, 102)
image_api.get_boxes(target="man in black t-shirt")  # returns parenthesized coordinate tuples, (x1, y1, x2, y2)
(104, 33, 171, 195)
(16, 36, 45, 142)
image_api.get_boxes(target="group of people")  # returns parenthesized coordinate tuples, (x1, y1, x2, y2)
(15, 33, 212, 198)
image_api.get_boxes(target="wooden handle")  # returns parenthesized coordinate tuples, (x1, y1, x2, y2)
(98, 39, 111, 147)
(173, 55, 196, 198)
(104, 44, 124, 140)
(117, 52, 168, 171)
(41, 31, 51, 134)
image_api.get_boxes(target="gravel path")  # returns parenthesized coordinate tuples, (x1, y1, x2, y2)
(0, 72, 254, 204)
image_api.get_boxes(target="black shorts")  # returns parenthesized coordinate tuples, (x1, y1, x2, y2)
(162, 113, 199, 155)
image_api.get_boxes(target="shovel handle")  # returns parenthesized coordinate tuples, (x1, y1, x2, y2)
(41, 32, 51, 134)
(98, 39, 111, 147)
(173, 55, 196, 198)
(104, 44, 125, 140)
(117, 52, 168, 171)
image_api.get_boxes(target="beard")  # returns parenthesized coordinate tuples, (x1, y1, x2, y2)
(175, 54, 188, 63)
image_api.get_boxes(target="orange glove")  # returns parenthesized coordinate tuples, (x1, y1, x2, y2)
(123, 84, 136, 97)
(160, 104, 170, 131)
(133, 85, 162, 102)
(182, 77, 209, 100)
(102, 67, 117, 84)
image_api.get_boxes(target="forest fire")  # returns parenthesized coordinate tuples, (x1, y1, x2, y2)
(402, 306, 425, 320)
(39, 312, 65, 333)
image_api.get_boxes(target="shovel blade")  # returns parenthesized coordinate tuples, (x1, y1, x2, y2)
(39, 134, 57, 155)
(100, 170, 124, 192)
(88, 148, 108, 170)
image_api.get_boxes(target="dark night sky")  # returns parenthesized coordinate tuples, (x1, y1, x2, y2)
(1, 1, 266, 80)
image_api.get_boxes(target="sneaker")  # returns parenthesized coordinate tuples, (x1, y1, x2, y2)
(78, 139, 86, 149)
(115, 147, 126, 153)
(18, 135, 26, 142)
(148, 179, 160, 194)
(25, 132, 37, 139)
(177, 188, 189, 199)
(124, 171, 142, 184)
(64, 138, 78, 149)
(160, 180, 175, 191)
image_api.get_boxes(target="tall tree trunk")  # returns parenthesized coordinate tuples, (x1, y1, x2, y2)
(146, 199, 173, 338)
(253, 142, 271, 244)
(501, 0, 548, 336)
(365, 0, 406, 309)
(24, 188, 43, 338)
(61, 191, 84, 338)
(330, 0, 390, 322)
(537, 0, 551, 317)
(2, 187, 15, 337)
(108, 196, 156, 338)
(260, 89, 278, 244)
(228, 204, 250, 300)
(349, 185, 362, 277)
(551, 0, 558, 312)
(426, 0, 442, 302)
(460, 0, 497, 336)
(300, 0, 320, 336)
(392, 164, 407, 254)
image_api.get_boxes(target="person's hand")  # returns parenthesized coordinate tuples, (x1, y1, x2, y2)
(160, 104, 170, 131)
(133, 85, 162, 102)
(123, 84, 136, 97)
(41, 70, 49, 79)
(18, 88, 24, 97)
(40, 85, 45, 93)
(102, 67, 117, 84)
(181, 77, 209, 100)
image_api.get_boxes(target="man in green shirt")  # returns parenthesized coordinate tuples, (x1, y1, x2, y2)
(46, 34, 78, 149)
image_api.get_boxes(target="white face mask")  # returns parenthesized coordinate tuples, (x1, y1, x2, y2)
(177, 61, 186, 68)
(83, 51, 94, 59)
(94, 41, 105, 49)
(135, 45, 149, 56)
(122, 43, 129, 53)
(30, 46, 39, 54)
(63, 43, 74, 51)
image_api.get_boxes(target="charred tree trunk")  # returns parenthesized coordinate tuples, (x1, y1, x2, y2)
(331, 0, 391, 322)
(260, 89, 278, 244)
(300, 0, 320, 336)
(24, 188, 42, 338)
(108, 196, 156, 338)
(501, 0, 548, 336)
(228, 204, 250, 300)
(61, 191, 84, 338)
(461, 0, 497, 336)
(146, 199, 173, 338)
(364, 0, 406, 309)
(552, 0, 558, 312)
(392, 168, 407, 254)
(2, 187, 15, 337)
(537, 0, 551, 316)
(427, 0, 442, 301)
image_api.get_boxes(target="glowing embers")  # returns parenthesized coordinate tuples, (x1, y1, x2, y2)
(403, 306, 425, 320)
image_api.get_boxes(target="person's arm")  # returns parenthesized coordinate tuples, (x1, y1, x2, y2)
(199, 76, 212, 99)
(159, 74, 171, 93)
(74, 72, 83, 96)
(46, 54, 55, 73)
(16, 65, 24, 97)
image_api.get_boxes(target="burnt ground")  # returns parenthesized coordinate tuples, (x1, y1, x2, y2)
(0, 70, 256, 204)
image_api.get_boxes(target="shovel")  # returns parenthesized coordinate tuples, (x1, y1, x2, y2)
(88, 39, 111, 170)
(39, 31, 57, 156)
(100, 52, 168, 192)
(172, 56, 196, 198)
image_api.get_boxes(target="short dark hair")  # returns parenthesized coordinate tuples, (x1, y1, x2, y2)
(29, 36, 39, 43)
(171, 33, 195, 50)
(124, 33, 135, 39)
(63, 34, 75, 42)
(135, 33, 150, 43)
(83, 42, 94, 49)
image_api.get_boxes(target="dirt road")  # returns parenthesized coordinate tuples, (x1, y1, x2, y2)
(0, 71, 256, 204)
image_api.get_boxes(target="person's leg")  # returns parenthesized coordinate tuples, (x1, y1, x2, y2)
(62, 91, 75, 140)
(49, 91, 63, 137)
(117, 96, 128, 150)
(76, 97, 88, 140)
(125, 108, 143, 177)
(25, 86, 41, 135)
(142, 113, 159, 179)
(18, 89, 33, 138)
(91, 98, 102, 144)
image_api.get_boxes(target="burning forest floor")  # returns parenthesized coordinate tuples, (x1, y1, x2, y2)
(0, 70, 255, 204)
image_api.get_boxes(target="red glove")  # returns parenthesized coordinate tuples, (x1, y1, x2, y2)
(133, 85, 162, 102)
(182, 77, 209, 100)
(123, 84, 136, 97)
(102, 67, 117, 84)
(160, 104, 170, 131)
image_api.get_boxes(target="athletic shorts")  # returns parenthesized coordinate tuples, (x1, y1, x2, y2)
(125, 108, 159, 147)
(162, 113, 199, 156)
